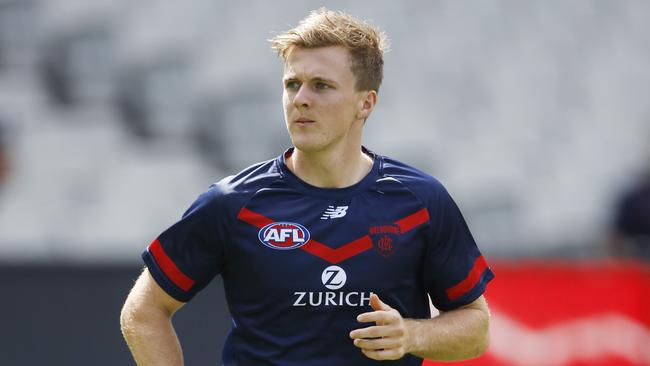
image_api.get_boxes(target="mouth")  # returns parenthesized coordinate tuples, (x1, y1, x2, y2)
(294, 118, 315, 125)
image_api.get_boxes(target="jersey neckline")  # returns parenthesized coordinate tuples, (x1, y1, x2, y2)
(277, 146, 382, 198)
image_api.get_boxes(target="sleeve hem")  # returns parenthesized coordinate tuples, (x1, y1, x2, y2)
(142, 249, 193, 303)
(433, 268, 494, 312)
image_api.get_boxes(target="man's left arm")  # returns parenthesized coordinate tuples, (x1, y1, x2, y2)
(350, 293, 490, 361)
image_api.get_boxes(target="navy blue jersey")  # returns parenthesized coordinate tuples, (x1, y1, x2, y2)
(142, 147, 494, 366)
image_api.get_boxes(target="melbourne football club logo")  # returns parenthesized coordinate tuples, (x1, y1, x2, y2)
(258, 222, 310, 250)
(369, 224, 401, 257)
(321, 266, 347, 290)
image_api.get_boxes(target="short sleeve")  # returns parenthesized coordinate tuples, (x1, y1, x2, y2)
(142, 184, 230, 302)
(422, 184, 494, 311)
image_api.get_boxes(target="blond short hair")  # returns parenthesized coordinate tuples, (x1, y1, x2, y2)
(270, 8, 389, 92)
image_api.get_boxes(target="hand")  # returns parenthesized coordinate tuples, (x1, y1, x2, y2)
(349, 293, 411, 360)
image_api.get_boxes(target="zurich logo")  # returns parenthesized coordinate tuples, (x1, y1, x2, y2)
(321, 266, 346, 290)
(258, 222, 310, 250)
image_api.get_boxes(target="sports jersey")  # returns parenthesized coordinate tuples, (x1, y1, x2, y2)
(142, 147, 494, 366)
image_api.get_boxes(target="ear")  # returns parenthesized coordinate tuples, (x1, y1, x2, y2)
(357, 90, 377, 120)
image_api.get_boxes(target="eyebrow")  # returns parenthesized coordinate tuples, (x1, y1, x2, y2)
(283, 75, 338, 86)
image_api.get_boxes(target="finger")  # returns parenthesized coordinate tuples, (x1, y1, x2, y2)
(369, 293, 392, 311)
(353, 336, 402, 351)
(349, 325, 404, 340)
(361, 347, 404, 361)
(356, 309, 396, 324)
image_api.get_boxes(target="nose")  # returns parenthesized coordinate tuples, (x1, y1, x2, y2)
(292, 84, 311, 109)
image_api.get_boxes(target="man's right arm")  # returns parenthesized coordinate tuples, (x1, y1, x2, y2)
(120, 268, 186, 366)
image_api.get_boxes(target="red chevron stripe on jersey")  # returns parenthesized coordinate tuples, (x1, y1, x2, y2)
(149, 239, 196, 292)
(445, 255, 488, 301)
(395, 208, 429, 232)
(237, 207, 274, 228)
(301, 236, 373, 264)
(237, 207, 430, 264)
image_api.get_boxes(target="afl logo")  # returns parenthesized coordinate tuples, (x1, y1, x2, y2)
(258, 222, 310, 250)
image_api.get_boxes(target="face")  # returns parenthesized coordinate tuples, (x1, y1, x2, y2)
(282, 46, 375, 153)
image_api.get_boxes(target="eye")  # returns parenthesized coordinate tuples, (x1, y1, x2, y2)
(314, 82, 330, 90)
(285, 80, 300, 90)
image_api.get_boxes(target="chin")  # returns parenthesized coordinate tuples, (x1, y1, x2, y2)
(290, 136, 329, 153)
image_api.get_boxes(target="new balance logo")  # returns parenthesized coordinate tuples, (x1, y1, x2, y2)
(321, 206, 349, 220)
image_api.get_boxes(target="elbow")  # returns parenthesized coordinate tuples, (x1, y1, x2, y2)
(119, 291, 176, 340)
(120, 298, 138, 338)
(467, 295, 491, 359)
(474, 326, 490, 357)
(120, 294, 151, 340)
(470, 310, 491, 358)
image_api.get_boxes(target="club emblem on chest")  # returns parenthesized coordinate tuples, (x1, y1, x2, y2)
(369, 224, 401, 257)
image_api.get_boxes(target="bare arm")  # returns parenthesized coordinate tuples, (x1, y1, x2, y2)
(120, 268, 186, 366)
(350, 294, 490, 361)
(405, 295, 490, 360)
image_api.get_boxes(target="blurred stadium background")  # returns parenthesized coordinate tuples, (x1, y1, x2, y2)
(0, 0, 648, 365)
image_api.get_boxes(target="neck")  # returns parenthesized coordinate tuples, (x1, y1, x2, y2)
(286, 146, 373, 189)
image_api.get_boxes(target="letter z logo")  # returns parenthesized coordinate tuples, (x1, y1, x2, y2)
(321, 266, 346, 290)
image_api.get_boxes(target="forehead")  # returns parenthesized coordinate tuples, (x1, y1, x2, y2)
(283, 46, 354, 81)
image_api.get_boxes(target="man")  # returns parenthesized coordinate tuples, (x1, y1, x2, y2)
(610, 171, 650, 260)
(121, 8, 494, 365)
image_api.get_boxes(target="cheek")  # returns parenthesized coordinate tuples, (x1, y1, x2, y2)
(331, 99, 358, 121)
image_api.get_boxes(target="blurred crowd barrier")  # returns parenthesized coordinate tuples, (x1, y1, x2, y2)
(427, 260, 650, 366)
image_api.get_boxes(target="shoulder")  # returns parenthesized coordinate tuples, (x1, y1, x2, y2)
(187, 158, 282, 215)
(379, 154, 449, 203)
(215, 157, 282, 195)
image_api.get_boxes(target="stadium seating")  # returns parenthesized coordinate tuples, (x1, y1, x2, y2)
(0, 0, 648, 260)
